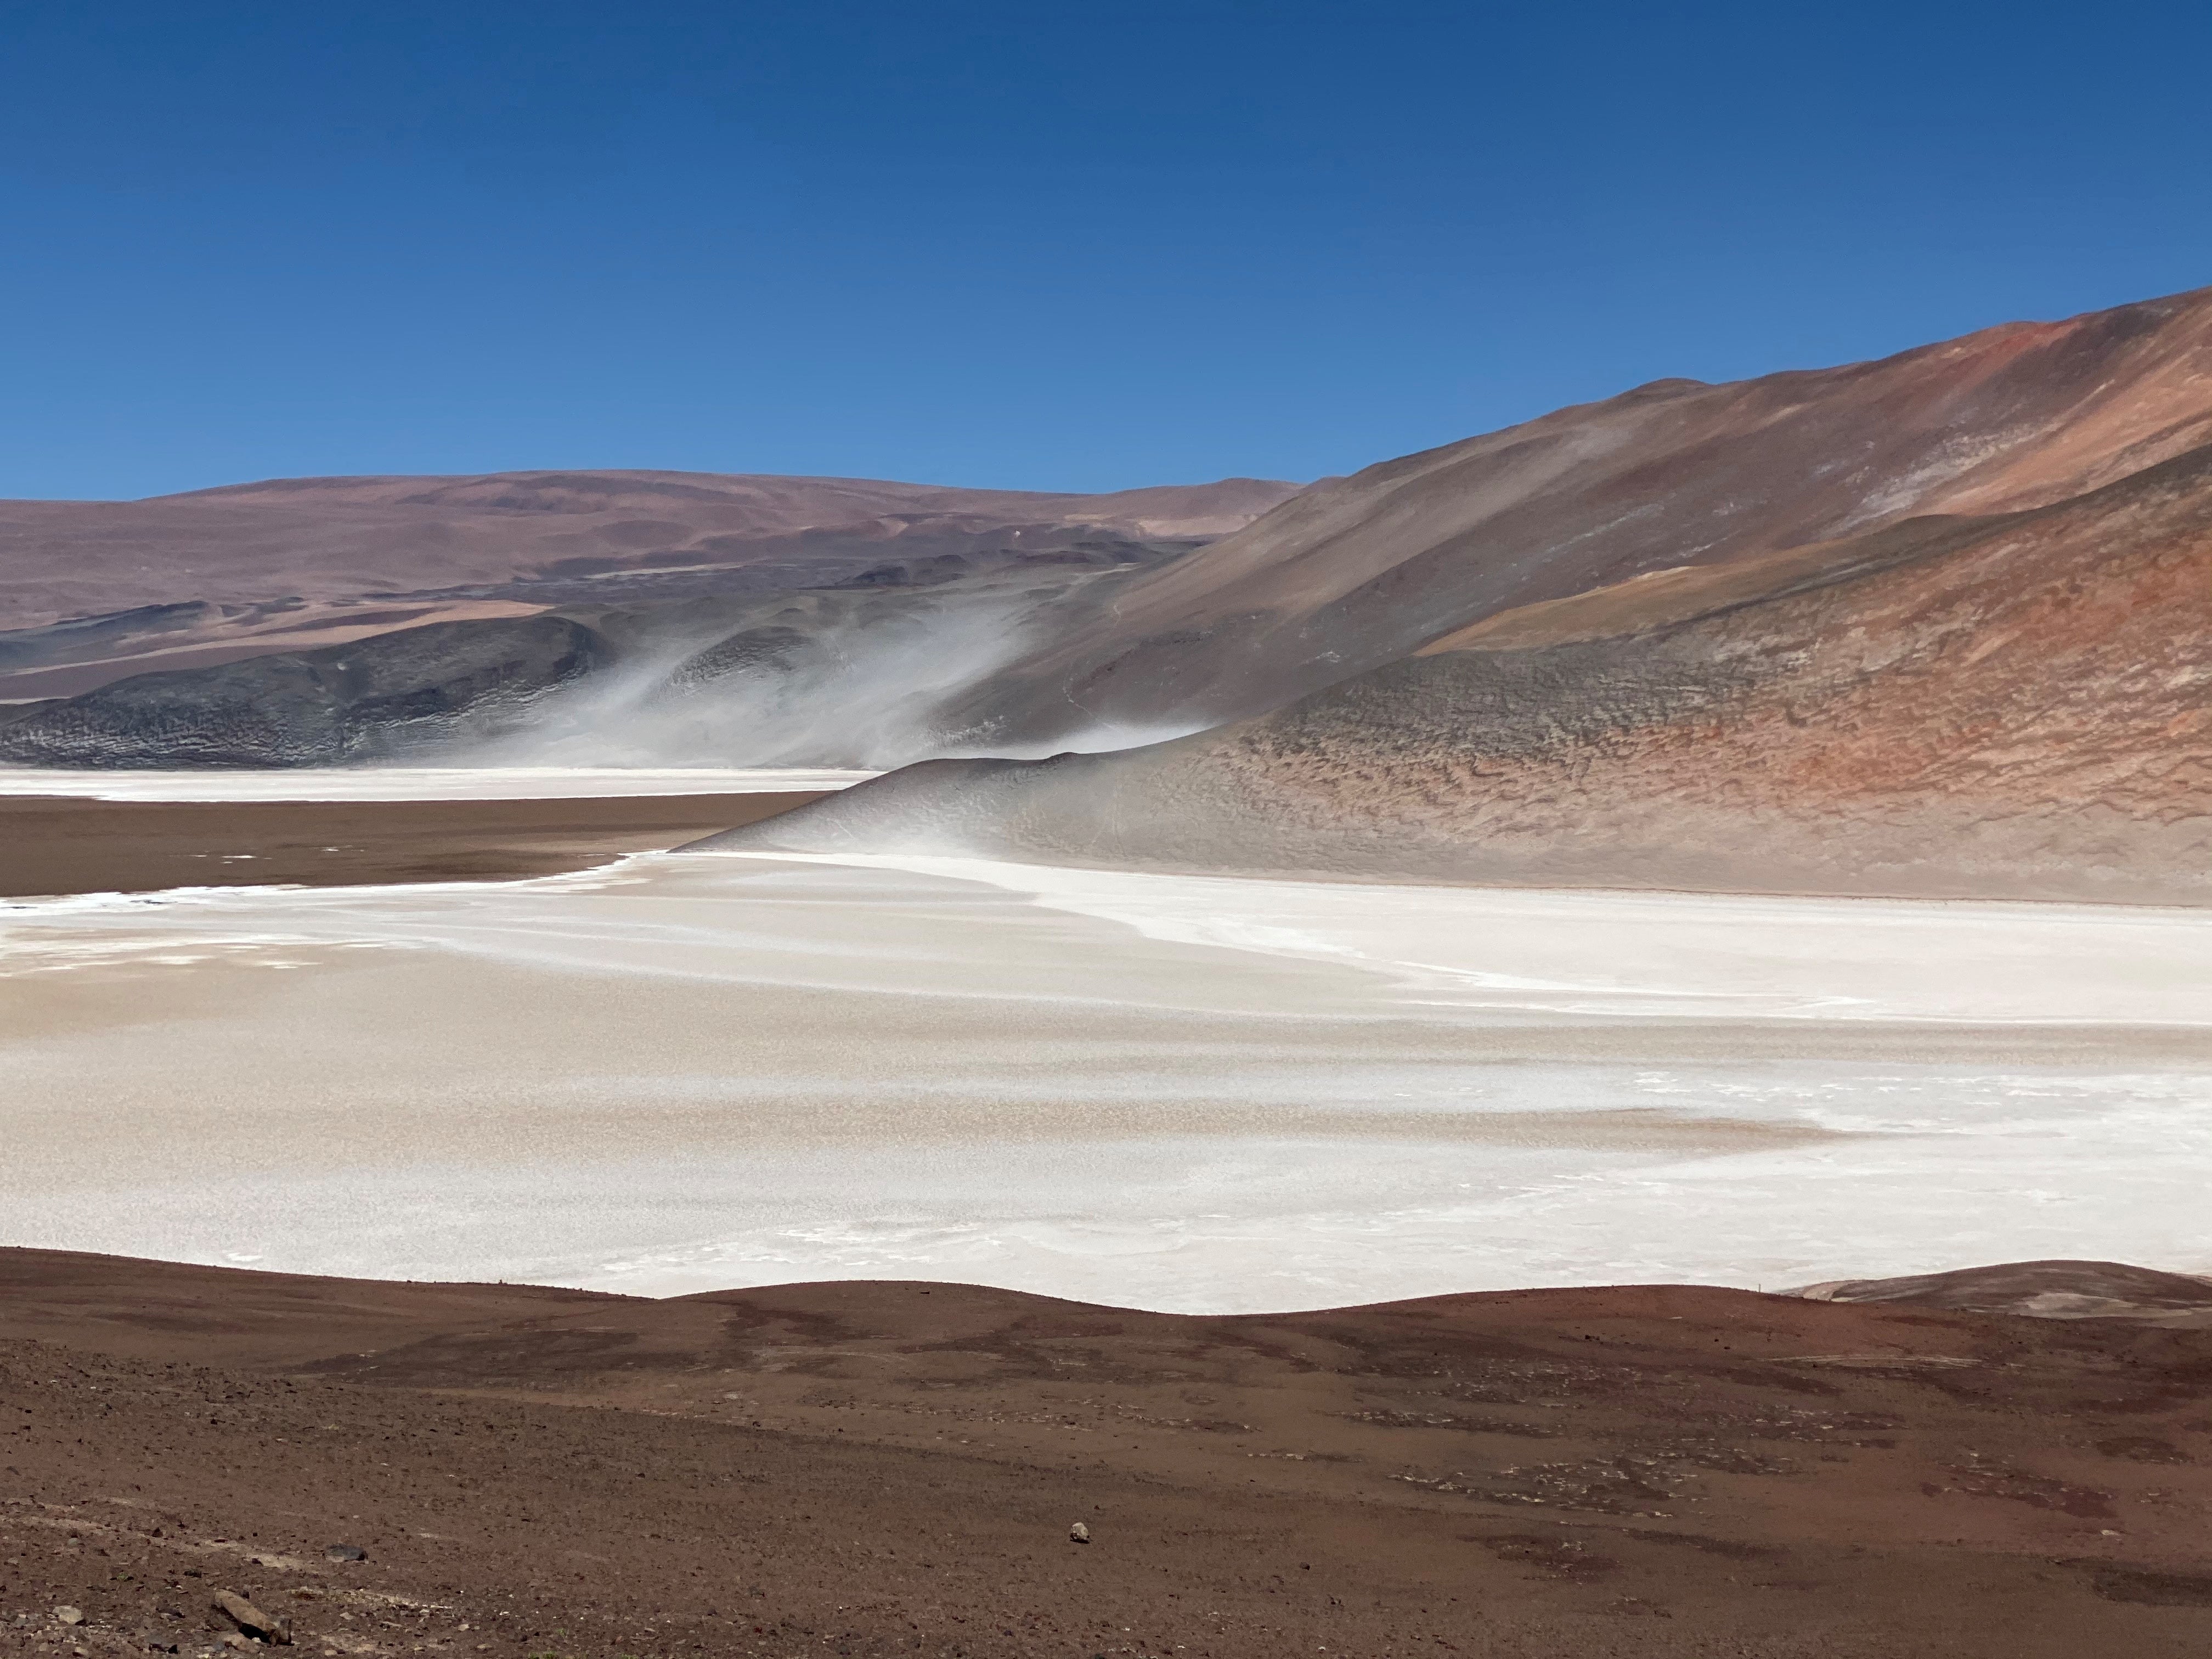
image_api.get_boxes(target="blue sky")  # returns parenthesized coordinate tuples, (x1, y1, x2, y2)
(2, 1, 2207, 499)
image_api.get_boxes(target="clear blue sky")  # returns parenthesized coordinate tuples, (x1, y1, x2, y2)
(3, 1, 2207, 500)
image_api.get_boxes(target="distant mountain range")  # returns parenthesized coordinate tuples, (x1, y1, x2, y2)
(0, 472, 1299, 702)
(0, 472, 1303, 770)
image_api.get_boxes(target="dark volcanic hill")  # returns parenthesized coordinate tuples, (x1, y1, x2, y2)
(710, 289, 2212, 901)
(1802, 1260, 2212, 1325)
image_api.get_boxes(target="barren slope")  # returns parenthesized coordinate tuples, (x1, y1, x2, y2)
(5, 1250, 2212, 1658)
(957, 285, 2212, 741)
(722, 371, 2212, 901)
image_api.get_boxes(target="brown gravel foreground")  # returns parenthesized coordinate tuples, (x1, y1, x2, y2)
(4, 1252, 2212, 1657)
(0, 794, 823, 899)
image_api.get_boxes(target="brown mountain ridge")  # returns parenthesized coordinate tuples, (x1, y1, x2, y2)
(712, 287, 2212, 901)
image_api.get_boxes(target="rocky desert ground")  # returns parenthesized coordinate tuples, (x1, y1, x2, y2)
(5, 1250, 2212, 1658)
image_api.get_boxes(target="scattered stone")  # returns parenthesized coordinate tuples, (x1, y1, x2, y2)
(211, 1591, 292, 1646)
(323, 1544, 367, 1564)
(55, 1606, 85, 1624)
(1069, 1522, 1091, 1544)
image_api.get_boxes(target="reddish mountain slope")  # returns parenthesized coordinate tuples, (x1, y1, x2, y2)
(961, 286, 2212, 740)
(723, 292, 2212, 900)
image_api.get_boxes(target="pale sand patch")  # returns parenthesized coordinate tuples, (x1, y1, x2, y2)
(2, 852, 2208, 1310)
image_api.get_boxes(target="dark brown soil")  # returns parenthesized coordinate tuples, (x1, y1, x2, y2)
(4, 1250, 2211, 1657)
(0, 794, 823, 899)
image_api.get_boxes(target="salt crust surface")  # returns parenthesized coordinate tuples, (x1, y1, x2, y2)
(0, 765, 876, 801)
(3, 847, 2207, 1312)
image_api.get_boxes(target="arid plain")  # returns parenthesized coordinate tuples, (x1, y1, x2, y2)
(3, 290, 2211, 1656)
